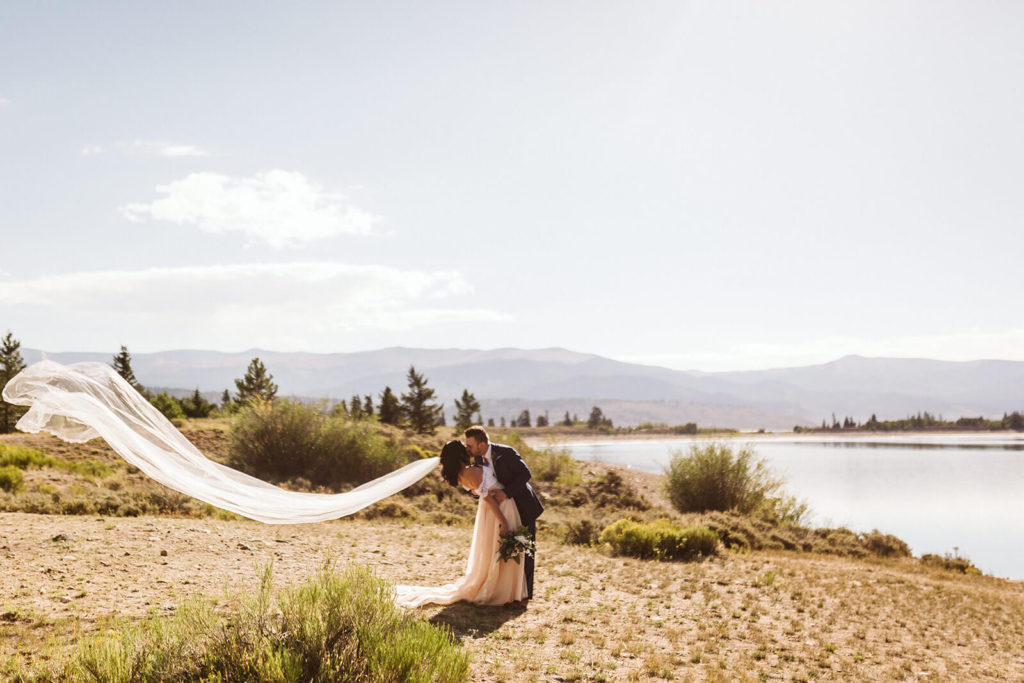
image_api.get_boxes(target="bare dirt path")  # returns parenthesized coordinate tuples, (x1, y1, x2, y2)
(3, 512, 1024, 681)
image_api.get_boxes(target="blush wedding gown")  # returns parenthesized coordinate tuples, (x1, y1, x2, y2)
(395, 466, 527, 607)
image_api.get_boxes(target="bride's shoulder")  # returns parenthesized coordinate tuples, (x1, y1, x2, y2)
(459, 465, 483, 488)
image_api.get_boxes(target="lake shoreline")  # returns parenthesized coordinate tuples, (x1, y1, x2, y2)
(521, 429, 1024, 447)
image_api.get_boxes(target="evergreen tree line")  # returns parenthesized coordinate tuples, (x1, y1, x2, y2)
(0, 330, 629, 436)
(799, 410, 1024, 433)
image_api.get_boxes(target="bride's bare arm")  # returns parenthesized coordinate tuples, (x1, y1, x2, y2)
(483, 493, 509, 535)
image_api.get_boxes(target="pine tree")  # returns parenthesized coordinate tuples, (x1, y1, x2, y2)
(516, 409, 531, 428)
(0, 332, 27, 433)
(221, 389, 231, 407)
(487, 417, 495, 427)
(182, 388, 214, 418)
(588, 406, 612, 429)
(234, 357, 278, 404)
(378, 386, 401, 425)
(112, 345, 144, 394)
(536, 413, 549, 427)
(562, 411, 573, 427)
(453, 389, 481, 431)
(401, 366, 442, 435)
(500, 416, 506, 427)
(350, 395, 363, 418)
(362, 395, 374, 418)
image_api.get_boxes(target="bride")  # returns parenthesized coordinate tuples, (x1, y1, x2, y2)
(395, 440, 527, 607)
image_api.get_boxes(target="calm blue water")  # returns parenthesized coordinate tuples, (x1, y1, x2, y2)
(558, 434, 1024, 580)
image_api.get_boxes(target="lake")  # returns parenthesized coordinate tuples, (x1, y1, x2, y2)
(558, 433, 1024, 580)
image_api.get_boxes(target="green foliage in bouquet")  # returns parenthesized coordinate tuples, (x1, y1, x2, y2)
(497, 525, 536, 564)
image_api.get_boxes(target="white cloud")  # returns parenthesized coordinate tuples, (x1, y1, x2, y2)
(120, 139, 210, 157)
(158, 144, 208, 157)
(0, 98, 10, 107)
(80, 145, 104, 156)
(0, 262, 505, 350)
(120, 171, 379, 248)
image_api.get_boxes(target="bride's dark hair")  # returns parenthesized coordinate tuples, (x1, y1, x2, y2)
(440, 440, 471, 487)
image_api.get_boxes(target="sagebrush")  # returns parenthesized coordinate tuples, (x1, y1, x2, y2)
(664, 441, 807, 524)
(20, 563, 469, 683)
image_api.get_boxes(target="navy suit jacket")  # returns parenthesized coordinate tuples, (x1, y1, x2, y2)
(478, 442, 544, 526)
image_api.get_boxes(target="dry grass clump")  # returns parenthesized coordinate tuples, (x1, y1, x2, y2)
(11, 563, 469, 683)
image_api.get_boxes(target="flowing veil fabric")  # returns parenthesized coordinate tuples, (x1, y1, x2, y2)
(1, 361, 438, 524)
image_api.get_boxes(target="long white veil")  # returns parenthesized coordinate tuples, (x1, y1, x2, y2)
(1, 360, 439, 524)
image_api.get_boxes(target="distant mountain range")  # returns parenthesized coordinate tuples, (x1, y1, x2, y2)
(19, 347, 1024, 430)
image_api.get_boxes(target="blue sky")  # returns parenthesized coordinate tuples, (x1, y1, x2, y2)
(1, 1, 1022, 371)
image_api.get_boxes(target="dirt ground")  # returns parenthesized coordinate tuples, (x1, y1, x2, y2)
(3, 511, 1024, 681)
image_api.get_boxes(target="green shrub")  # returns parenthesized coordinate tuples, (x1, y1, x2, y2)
(150, 392, 186, 421)
(0, 444, 113, 478)
(501, 433, 582, 485)
(599, 518, 718, 561)
(229, 399, 412, 489)
(0, 444, 51, 469)
(664, 442, 807, 524)
(0, 466, 23, 493)
(47, 563, 469, 682)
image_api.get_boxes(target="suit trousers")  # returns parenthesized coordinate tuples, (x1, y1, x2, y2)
(524, 518, 537, 599)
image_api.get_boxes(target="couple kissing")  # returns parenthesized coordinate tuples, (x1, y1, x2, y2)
(395, 426, 544, 608)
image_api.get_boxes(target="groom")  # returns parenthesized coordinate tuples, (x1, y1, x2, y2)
(464, 425, 543, 601)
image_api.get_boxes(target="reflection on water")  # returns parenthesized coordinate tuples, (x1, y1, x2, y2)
(561, 434, 1024, 580)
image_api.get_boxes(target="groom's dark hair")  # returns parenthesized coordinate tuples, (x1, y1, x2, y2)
(464, 426, 489, 444)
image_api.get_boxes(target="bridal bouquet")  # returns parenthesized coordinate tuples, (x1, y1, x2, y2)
(497, 526, 536, 564)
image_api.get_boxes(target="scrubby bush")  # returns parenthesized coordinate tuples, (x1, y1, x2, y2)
(229, 399, 414, 489)
(692, 510, 913, 559)
(921, 549, 981, 574)
(45, 563, 469, 682)
(599, 518, 718, 561)
(0, 465, 23, 493)
(564, 519, 601, 546)
(665, 442, 807, 524)
(862, 530, 911, 558)
(588, 470, 649, 510)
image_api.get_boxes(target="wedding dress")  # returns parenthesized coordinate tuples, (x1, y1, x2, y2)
(395, 465, 527, 607)
(1, 361, 438, 524)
